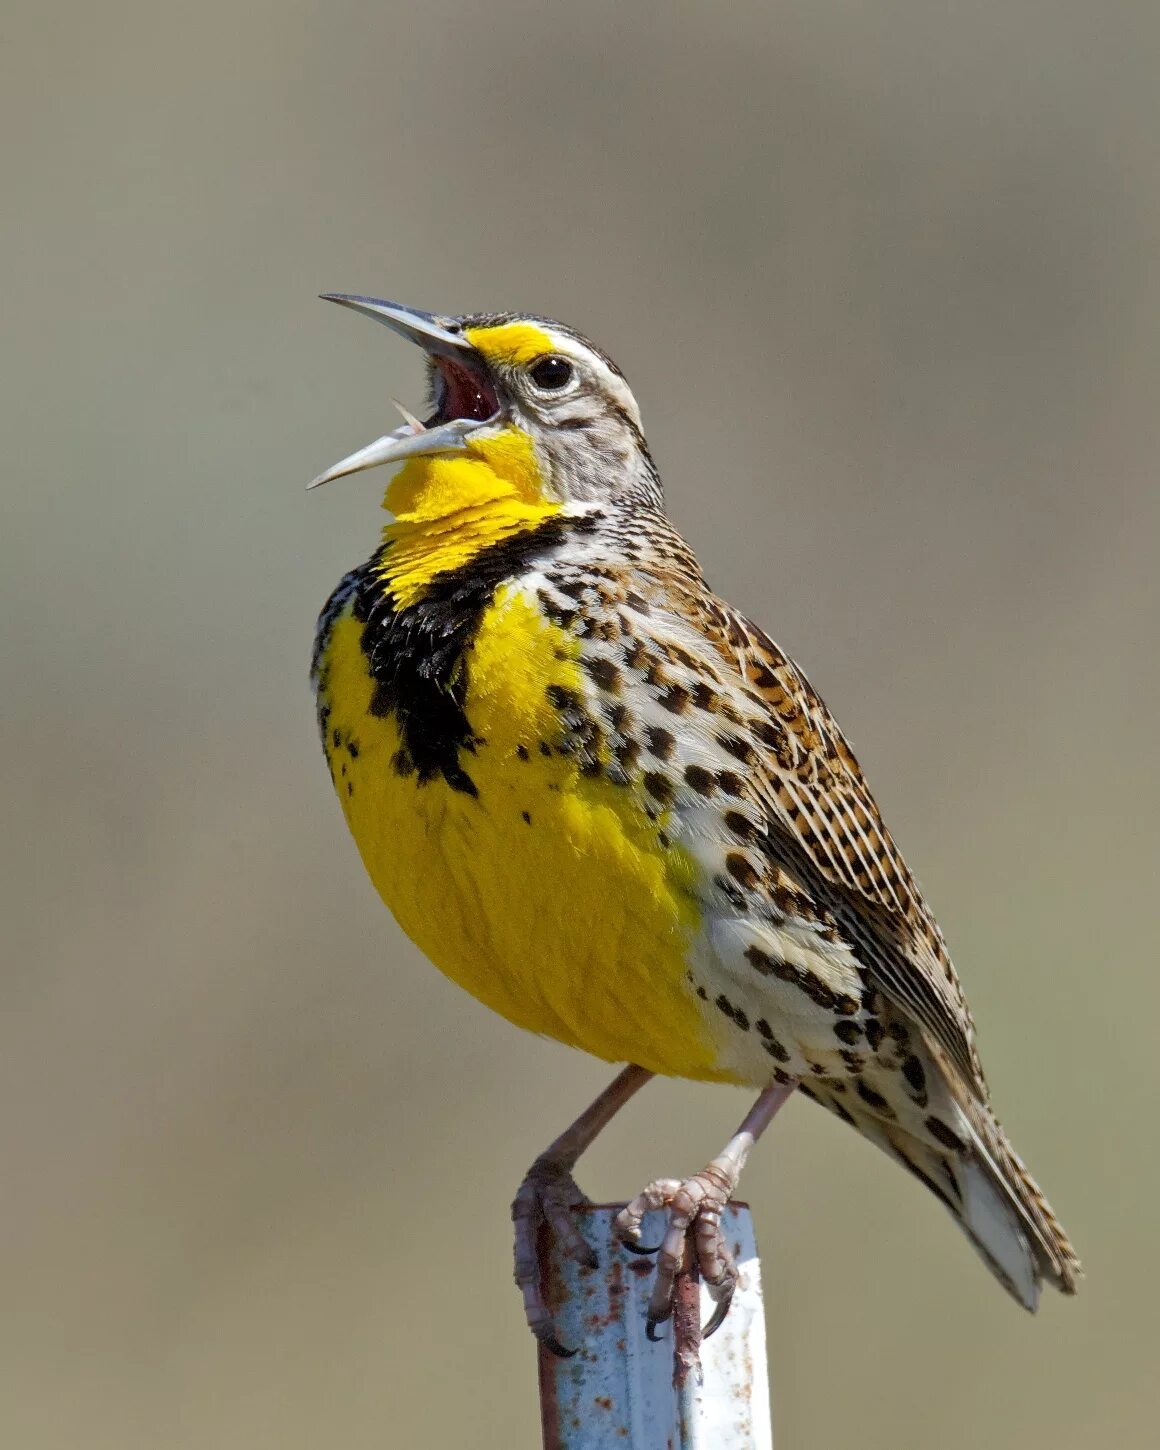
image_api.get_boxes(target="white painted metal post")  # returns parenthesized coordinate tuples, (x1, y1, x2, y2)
(538, 1204, 773, 1449)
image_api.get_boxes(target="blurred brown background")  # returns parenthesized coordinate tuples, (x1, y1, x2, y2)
(2, 2, 1157, 1445)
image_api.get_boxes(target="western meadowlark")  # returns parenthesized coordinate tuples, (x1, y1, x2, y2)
(309, 294, 1080, 1352)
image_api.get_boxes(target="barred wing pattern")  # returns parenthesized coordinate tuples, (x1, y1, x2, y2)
(695, 596, 1079, 1296)
(701, 601, 985, 1093)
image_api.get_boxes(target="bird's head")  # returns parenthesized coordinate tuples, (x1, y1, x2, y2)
(310, 296, 658, 519)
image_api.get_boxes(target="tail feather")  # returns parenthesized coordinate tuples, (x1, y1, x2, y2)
(799, 1080, 1081, 1309)
(956, 1107, 1081, 1307)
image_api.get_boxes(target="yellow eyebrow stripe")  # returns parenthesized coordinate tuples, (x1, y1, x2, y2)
(464, 321, 555, 367)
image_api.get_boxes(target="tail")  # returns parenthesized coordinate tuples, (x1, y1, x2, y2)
(949, 1106, 1081, 1310)
(800, 1079, 1081, 1310)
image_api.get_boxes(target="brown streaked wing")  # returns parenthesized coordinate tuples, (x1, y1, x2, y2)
(702, 599, 985, 1092)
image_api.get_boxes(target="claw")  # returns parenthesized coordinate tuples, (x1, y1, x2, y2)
(620, 1165, 745, 1342)
(701, 1292, 733, 1341)
(513, 1158, 597, 1352)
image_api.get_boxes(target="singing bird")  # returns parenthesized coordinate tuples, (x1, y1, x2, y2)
(309, 295, 1079, 1351)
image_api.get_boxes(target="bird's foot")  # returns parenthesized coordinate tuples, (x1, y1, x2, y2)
(614, 1159, 741, 1341)
(512, 1155, 597, 1357)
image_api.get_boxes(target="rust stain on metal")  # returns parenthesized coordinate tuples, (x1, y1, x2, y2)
(537, 1203, 771, 1448)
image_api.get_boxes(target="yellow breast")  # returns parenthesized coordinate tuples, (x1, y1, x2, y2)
(318, 583, 729, 1080)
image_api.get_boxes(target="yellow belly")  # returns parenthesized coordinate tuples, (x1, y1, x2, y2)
(319, 585, 728, 1079)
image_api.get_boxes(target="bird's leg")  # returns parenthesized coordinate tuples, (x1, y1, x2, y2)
(615, 1077, 797, 1340)
(513, 1064, 653, 1356)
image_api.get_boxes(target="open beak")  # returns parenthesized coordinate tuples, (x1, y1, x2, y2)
(308, 295, 501, 490)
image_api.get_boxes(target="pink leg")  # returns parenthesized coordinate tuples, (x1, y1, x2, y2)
(512, 1065, 653, 1356)
(615, 1077, 797, 1339)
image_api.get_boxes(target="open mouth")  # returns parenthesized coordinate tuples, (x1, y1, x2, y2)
(427, 354, 500, 426)
(309, 295, 503, 491)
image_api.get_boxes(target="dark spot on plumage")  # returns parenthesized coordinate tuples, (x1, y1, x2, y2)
(546, 683, 581, 712)
(834, 1020, 862, 1046)
(713, 875, 748, 910)
(714, 994, 750, 1031)
(684, 764, 715, 796)
(516, 744, 529, 761)
(691, 681, 719, 711)
(645, 726, 675, 760)
(760, 1030, 791, 1062)
(657, 831, 670, 849)
(717, 770, 744, 796)
(887, 1020, 908, 1042)
(615, 737, 640, 771)
(856, 1080, 894, 1115)
(340, 761, 346, 777)
(607, 702, 630, 733)
(584, 657, 621, 692)
(751, 719, 784, 750)
(346, 781, 354, 796)
(892, 1142, 959, 1211)
(827, 1096, 857, 1126)
(834, 994, 859, 1016)
(840, 1048, 866, 1072)
(544, 602, 577, 628)
(443, 763, 479, 796)
(392, 747, 415, 777)
(771, 1067, 793, 1085)
(658, 683, 691, 714)
(332, 729, 342, 749)
(718, 734, 754, 764)
(725, 853, 760, 890)
(864, 1019, 885, 1053)
(351, 518, 579, 794)
(940, 1159, 960, 1198)
(745, 945, 775, 976)
(724, 810, 759, 843)
(696, 985, 708, 1001)
(925, 1116, 966, 1153)
(902, 1055, 926, 1096)
(521, 811, 531, 824)
(624, 591, 650, 614)
(623, 639, 647, 669)
(540, 741, 552, 757)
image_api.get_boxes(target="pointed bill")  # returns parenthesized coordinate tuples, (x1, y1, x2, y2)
(318, 294, 473, 359)
(309, 293, 500, 490)
(307, 416, 482, 490)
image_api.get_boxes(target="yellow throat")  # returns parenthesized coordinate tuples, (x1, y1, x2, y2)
(377, 426, 560, 607)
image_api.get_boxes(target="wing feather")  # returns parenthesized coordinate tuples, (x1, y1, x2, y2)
(700, 599, 986, 1091)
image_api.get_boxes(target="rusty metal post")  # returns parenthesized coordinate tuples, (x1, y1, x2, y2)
(538, 1204, 773, 1449)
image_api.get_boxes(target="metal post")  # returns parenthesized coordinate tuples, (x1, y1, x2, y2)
(538, 1204, 773, 1449)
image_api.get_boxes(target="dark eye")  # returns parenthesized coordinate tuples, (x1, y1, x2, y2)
(529, 355, 574, 390)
